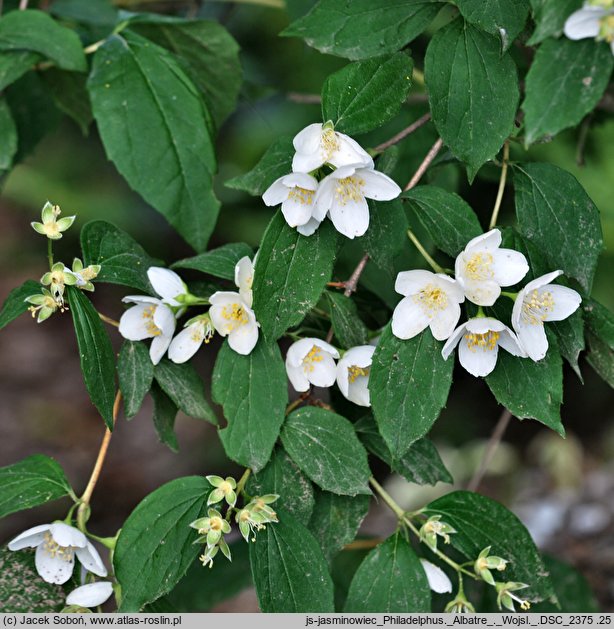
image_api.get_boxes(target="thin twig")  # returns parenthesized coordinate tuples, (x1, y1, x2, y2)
(373, 112, 431, 153)
(406, 229, 445, 274)
(344, 538, 384, 550)
(285, 390, 310, 416)
(99, 312, 120, 328)
(404, 137, 443, 191)
(287, 92, 321, 105)
(18, 0, 28, 8)
(467, 409, 513, 492)
(488, 141, 510, 230)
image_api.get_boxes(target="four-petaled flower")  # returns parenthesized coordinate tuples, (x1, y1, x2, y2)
(168, 314, 214, 364)
(209, 291, 259, 355)
(41, 262, 78, 305)
(442, 317, 526, 377)
(206, 475, 237, 507)
(512, 270, 581, 361)
(564, 1, 614, 54)
(455, 229, 529, 306)
(420, 559, 453, 594)
(418, 515, 456, 551)
(495, 581, 531, 612)
(314, 164, 401, 239)
(31, 202, 75, 240)
(474, 546, 509, 586)
(291, 122, 373, 173)
(26, 288, 61, 323)
(336, 345, 375, 407)
(285, 337, 340, 392)
(68, 258, 101, 292)
(65, 582, 114, 609)
(190, 508, 231, 549)
(8, 522, 107, 585)
(392, 270, 465, 341)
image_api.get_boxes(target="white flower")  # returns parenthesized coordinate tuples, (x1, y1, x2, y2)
(285, 337, 340, 392)
(291, 122, 373, 173)
(209, 291, 259, 355)
(314, 164, 401, 239)
(147, 267, 187, 308)
(564, 2, 614, 54)
(262, 173, 321, 235)
(392, 270, 465, 341)
(336, 345, 375, 407)
(168, 315, 215, 364)
(442, 317, 526, 377)
(66, 581, 114, 608)
(420, 559, 453, 594)
(455, 229, 529, 306)
(234, 255, 256, 307)
(119, 296, 176, 365)
(511, 270, 582, 361)
(8, 522, 107, 585)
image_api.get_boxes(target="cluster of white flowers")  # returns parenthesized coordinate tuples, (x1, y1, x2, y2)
(8, 522, 113, 610)
(391, 229, 582, 377)
(564, 0, 614, 54)
(262, 122, 401, 239)
(119, 256, 260, 363)
(285, 338, 376, 407)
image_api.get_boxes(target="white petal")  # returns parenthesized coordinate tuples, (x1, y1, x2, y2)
(342, 345, 375, 367)
(391, 297, 431, 340)
(121, 295, 160, 306)
(75, 542, 107, 577)
(336, 345, 375, 401)
(286, 338, 318, 367)
(50, 523, 87, 548)
(420, 559, 453, 594)
(435, 274, 465, 303)
(546, 285, 582, 321)
(491, 249, 529, 286)
(149, 333, 172, 365)
(458, 336, 499, 377)
(147, 267, 185, 302)
(564, 7, 603, 39)
(286, 361, 311, 392)
(328, 197, 370, 239)
(307, 352, 338, 388)
(336, 361, 350, 398)
(262, 177, 290, 207)
(66, 582, 114, 607)
(234, 256, 254, 293)
(313, 177, 336, 221)
(429, 301, 461, 341)
(465, 229, 502, 253)
(313, 338, 340, 358)
(168, 324, 203, 363)
(498, 328, 527, 358)
(228, 319, 259, 355)
(118, 304, 152, 341)
(359, 168, 401, 201)
(281, 196, 315, 228)
(209, 292, 244, 336)
(153, 303, 176, 337)
(296, 216, 322, 236)
(329, 134, 374, 169)
(522, 270, 564, 294)
(8, 524, 51, 550)
(461, 279, 501, 307)
(35, 544, 75, 584)
(514, 321, 549, 361)
(394, 269, 436, 296)
(347, 374, 371, 407)
(441, 323, 467, 360)
(293, 123, 322, 154)
(465, 317, 507, 334)
(292, 151, 324, 173)
(281, 172, 319, 190)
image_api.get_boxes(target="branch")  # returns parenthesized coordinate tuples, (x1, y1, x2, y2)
(488, 141, 510, 230)
(373, 112, 432, 153)
(403, 137, 444, 191)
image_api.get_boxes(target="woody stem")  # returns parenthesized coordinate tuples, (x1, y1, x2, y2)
(406, 229, 445, 274)
(489, 141, 510, 230)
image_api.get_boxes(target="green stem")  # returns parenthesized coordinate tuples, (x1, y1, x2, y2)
(406, 230, 446, 274)
(488, 141, 510, 230)
(47, 239, 54, 270)
(369, 477, 405, 519)
(86, 532, 118, 550)
(500, 291, 517, 301)
(236, 468, 252, 496)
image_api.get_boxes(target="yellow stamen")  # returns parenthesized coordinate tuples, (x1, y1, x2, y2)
(221, 303, 248, 332)
(303, 345, 324, 372)
(141, 305, 162, 336)
(464, 252, 494, 281)
(334, 176, 365, 206)
(464, 330, 500, 352)
(521, 289, 555, 325)
(287, 186, 314, 206)
(321, 128, 340, 160)
(413, 284, 448, 313)
(599, 14, 614, 41)
(42, 532, 74, 562)
(348, 365, 370, 383)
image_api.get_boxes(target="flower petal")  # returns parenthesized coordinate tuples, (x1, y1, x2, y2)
(292, 151, 324, 174)
(75, 542, 108, 577)
(281, 196, 315, 228)
(8, 524, 51, 550)
(147, 267, 185, 302)
(430, 301, 461, 341)
(391, 296, 431, 340)
(118, 304, 152, 341)
(359, 168, 401, 201)
(296, 216, 322, 236)
(329, 133, 373, 170)
(461, 279, 501, 307)
(286, 362, 311, 392)
(458, 336, 499, 377)
(228, 319, 259, 355)
(465, 229, 502, 253)
(328, 197, 369, 239)
(262, 176, 290, 207)
(168, 324, 203, 364)
(491, 249, 529, 286)
(514, 321, 549, 361)
(35, 544, 75, 584)
(564, 6, 603, 39)
(149, 333, 173, 365)
(498, 328, 527, 358)
(313, 338, 340, 358)
(50, 522, 87, 548)
(234, 256, 254, 294)
(546, 285, 582, 321)
(420, 559, 452, 594)
(153, 304, 176, 337)
(292, 123, 322, 154)
(307, 351, 338, 388)
(394, 269, 436, 296)
(342, 345, 375, 367)
(66, 582, 114, 607)
(441, 322, 467, 360)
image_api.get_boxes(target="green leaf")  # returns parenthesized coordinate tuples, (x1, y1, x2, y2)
(281, 407, 371, 496)
(344, 532, 430, 612)
(249, 507, 335, 612)
(308, 490, 370, 562)
(49, 0, 118, 26)
(355, 415, 452, 485)
(370, 324, 454, 459)
(583, 299, 614, 388)
(282, 0, 444, 61)
(0, 455, 73, 519)
(527, 0, 582, 45)
(523, 38, 614, 146)
(150, 382, 179, 452)
(513, 162, 603, 292)
(212, 339, 287, 472)
(117, 340, 154, 419)
(0, 97, 17, 170)
(321, 52, 413, 136)
(0, 50, 41, 91)
(425, 19, 519, 177)
(115, 476, 209, 611)
(80, 220, 161, 293)
(0, 10, 86, 71)
(67, 286, 116, 429)
(425, 490, 555, 603)
(172, 242, 253, 281)
(325, 291, 368, 349)
(0, 279, 41, 331)
(88, 32, 218, 252)
(41, 68, 93, 135)
(455, 0, 529, 49)
(225, 136, 294, 197)
(253, 211, 337, 341)
(154, 358, 216, 424)
(404, 185, 483, 257)
(486, 335, 564, 435)
(130, 18, 242, 127)
(247, 447, 315, 521)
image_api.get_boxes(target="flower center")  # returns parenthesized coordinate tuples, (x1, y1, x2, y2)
(413, 284, 449, 313)
(303, 345, 324, 372)
(221, 303, 248, 332)
(464, 252, 494, 281)
(287, 186, 315, 206)
(599, 13, 614, 41)
(347, 365, 370, 383)
(321, 128, 340, 160)
(464, 331, 500, 352)
(142, 305, 162, 336)
(42, 532, 74, 562)
(210, 516, 224, 531)
(521, 289, 555, 325)
(44, 222, 60, 236)
(218, 481, 233, 495)
(334, 176, 365, 206)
